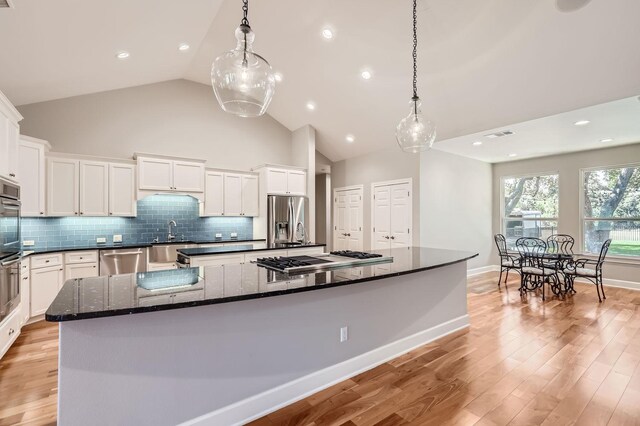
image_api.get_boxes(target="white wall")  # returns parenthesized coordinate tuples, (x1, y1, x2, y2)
(492, 143, 640, 283)
(17, 79, 292, 170)
(421, 149, 493, 269)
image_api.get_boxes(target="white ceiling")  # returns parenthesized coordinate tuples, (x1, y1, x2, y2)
(1, 0, 640, 163)
(435, 96, 640, 163)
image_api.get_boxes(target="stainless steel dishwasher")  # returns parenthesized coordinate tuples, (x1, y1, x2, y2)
(100, 248, 148, 275)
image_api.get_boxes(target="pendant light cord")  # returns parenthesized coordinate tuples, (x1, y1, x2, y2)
(241, 0, 250, 27)
(412, 0, 418, 101)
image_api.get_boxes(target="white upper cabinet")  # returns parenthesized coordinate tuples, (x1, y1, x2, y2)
(173, 161, 205, 192)
(109, 164, 136, 217)
(18, 136, 49, 217)
(0, 90, 23, 182)
(203, 171, 224, 216)
(79, 161, 109, 217)
(261, 167, 307, 196)
(223, 173, 242, 216)
(241, 174, 259, 216)
(48, 157, 136, 217)
(136, 154, 204, 194)
(47, 158, 80, 216)
(203, 170, 259, 217)
(138, 157, 173, 191)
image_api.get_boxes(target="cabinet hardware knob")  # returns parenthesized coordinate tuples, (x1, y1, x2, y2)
(75, 212, 78, 215)
(40, 212, 44, 215)
(45, 260, 50, 263)
(390, 236, 395, 240)
(109, 212, 112, 215)
(9, 173, 15, 177)
(23, 277, 28, 280)
(59, 269, 63, 271)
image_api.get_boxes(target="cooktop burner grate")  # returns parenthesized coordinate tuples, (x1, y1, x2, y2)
(330, 250, 384, 260)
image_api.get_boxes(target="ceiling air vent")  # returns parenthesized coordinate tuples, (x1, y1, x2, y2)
(0, 0, 14, 8)
(484, 130, 515, 139)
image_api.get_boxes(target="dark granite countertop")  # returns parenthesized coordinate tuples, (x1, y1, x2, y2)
(46, 247, 478, 322)
(21, 239, 266, 256)
(177, 243, 326, 259)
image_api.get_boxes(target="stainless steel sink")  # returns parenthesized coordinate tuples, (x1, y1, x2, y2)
(149, 244, 197, 263)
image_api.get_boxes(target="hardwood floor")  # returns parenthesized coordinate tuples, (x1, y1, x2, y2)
(2, 272, 640, 425)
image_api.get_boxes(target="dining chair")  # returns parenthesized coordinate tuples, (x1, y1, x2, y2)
(564, 239, 612, 302)
(515, 237, 558, 301)
(546, 234, 575, 256)
(494, 234, 521, 287)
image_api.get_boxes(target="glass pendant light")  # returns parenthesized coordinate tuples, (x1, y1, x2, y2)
(396, 0, 437, 153)
(211, 0, 275, 117)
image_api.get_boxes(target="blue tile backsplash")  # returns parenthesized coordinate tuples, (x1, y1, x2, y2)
(17, 195, 253, 250)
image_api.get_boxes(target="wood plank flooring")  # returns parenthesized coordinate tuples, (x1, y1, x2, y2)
(2, 272, 640, 425)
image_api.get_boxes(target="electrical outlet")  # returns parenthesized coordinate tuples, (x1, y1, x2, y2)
(215, 233, 223, 238)
(340, 326, 349, 343)
(113, 235, 123, 243)
(22, 240, 35, 247)
(96, 237, 107, 244)
(230, 232, 238, 238)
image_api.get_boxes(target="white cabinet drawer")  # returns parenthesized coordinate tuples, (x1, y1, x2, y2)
(30, 254, 63, 269)
(287, 247, 325, 256)
(65, 263, 99, 280)
(192, 254, 245, 267)
(0, 309, 21, 359)
(65, 251, 99, 264)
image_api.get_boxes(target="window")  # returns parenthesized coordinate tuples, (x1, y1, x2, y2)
(502, 174, 559, 249)
(582, 165, 640, 257)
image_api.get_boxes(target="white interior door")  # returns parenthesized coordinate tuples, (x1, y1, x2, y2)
(333, 187, 363, 252)
(390, 183, 411, 247)
(372, 185, 391, 250)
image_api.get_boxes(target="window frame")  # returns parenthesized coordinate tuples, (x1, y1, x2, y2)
(500, 171, 560, 249)
(579, 163, 640, 259)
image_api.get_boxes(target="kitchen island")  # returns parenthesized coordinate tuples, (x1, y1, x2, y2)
(47, 247, 477, 425)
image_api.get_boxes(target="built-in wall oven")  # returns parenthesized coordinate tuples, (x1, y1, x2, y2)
(0, 177, 21, 323)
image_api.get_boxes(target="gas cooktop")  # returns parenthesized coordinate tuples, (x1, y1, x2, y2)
(255, 252, 393, 274)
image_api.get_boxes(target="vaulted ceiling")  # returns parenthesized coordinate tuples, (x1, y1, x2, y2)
(1, 0, 639, 163)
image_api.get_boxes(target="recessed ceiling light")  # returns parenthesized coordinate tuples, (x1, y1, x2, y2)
(361, 70, 372, 80)
(600, 138, 613, 143)
(178, 43, 190, 51)
(472, 141, 483, 146)
(508, 153, 518, 158)
(306, 101, 316, 111)
(116, 51, 130, 60)
(321, 28, 334, 40)
(274, 72, 283, 83)
(346, 134, 355, 143)
(574, 120, 590, 126)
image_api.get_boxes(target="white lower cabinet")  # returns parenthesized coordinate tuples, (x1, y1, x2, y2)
(191, 254, 245, 268)
(20, 259, 30, 325)
(0, 309, 21, 359)
(30, 264, 64, 317)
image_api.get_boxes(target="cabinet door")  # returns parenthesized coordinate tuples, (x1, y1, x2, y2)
(65, 263, 99, 280)
(223, 173, 242, 216)
(20, 271, 30, 325)
(18, 140, 46, 217)
(241, 174, 259, 216)
(6, 121, 19, 181)
(30, 265, 64, 317)
(79, 161, 109, 217)
(287, 170, 306, 195)
(173, 161, 204, 192)
(47, 158, 80, 217)
(266, 168, 288, 194)
(109, 164, 136, 217)
(203, 171, 224, 216)
(0, 113, 8, 179)
(138, 157, 173, 191)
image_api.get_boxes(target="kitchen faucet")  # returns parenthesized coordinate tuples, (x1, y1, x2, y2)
(168, 220, 177, 241)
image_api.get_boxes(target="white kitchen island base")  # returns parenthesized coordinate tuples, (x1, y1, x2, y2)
(55, 253, 471, 426)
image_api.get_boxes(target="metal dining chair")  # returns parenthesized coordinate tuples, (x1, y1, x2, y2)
(494, 234, 521, 287)
(546, 234, 575, 256)
(564, 239, 611, 302)
(516, 237, 559, 301)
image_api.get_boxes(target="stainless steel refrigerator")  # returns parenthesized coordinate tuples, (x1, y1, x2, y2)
(267, 195, 309, 245)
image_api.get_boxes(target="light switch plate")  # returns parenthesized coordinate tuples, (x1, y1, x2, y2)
(113, 235, 123, 243)
(96, 237, 107, 244)
(23, 240, 35, 246)
(230, 232, 238, 238)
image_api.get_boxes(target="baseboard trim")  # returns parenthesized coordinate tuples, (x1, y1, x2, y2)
(467, 265, 499, 277)
(575, 277, 640, 291)
(180, 314, 470, 426)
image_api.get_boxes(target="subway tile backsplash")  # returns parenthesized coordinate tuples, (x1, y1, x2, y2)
(19, 195, 253, 250)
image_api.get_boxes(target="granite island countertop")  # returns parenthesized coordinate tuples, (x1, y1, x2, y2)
(45, 246, 478, 322)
